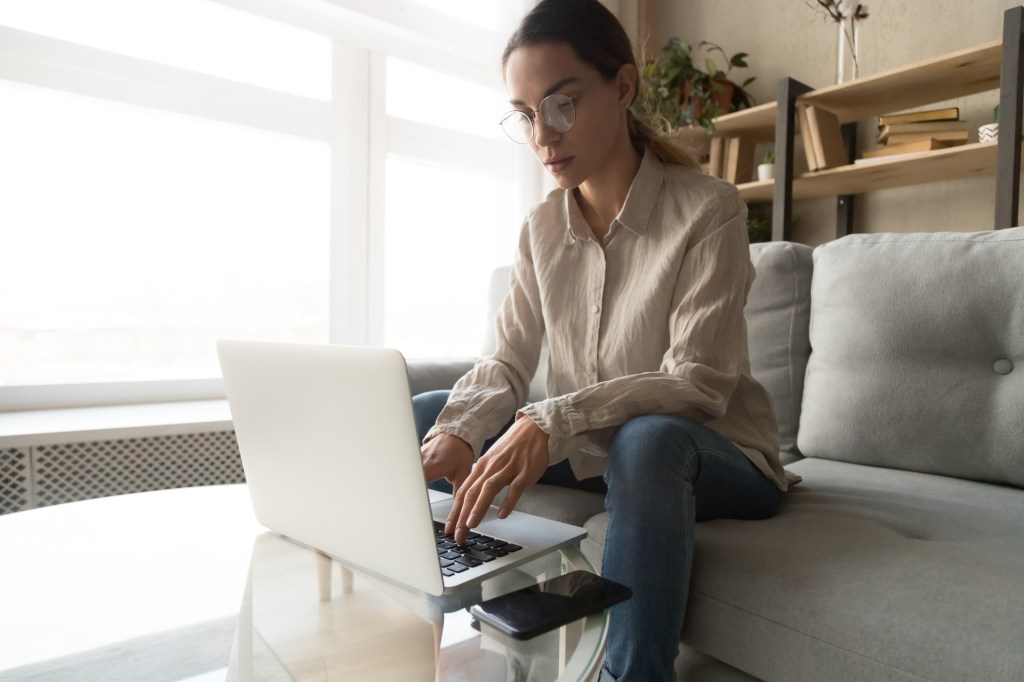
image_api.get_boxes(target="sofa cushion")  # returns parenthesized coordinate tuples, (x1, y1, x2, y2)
(680, 457, 1024, 682)
(798, 228, 1024, 487)
(483, 243, 813, 456)
(746, 242, 813, 461)
(406, 358, 476, 396)
(513, 484, 605, 528)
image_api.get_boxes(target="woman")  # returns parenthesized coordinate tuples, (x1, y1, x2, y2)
(416, 1, 792, 679)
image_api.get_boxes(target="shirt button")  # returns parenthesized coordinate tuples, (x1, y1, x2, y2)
(586, 362, 595, 372)
(591, 304, 600, 314)
(559, 423, 571, 433)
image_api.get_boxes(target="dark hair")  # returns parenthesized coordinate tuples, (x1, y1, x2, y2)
(502, 0, 699, 169)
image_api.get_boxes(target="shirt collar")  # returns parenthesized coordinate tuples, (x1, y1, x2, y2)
(562, 148, 665, 244)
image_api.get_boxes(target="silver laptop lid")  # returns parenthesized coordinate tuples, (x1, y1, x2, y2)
(217, 340, 444, 596)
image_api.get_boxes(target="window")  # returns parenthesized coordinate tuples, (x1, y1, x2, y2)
(380, 57, 525, 358)
(382, 155, 518, 358)
(0, 0, 331, 98)
(0, 0, 538, 407)
(0, 84, 330, 386)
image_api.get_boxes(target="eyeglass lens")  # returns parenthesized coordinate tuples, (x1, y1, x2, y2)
(500, 93, 576, 143)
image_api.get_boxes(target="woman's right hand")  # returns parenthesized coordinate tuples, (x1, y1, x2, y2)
(421, 433, 474, 494)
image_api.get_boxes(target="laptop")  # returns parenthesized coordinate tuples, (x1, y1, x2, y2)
(217, 340, 587, 599)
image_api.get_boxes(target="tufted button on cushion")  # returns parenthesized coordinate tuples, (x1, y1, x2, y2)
(993, 358, 1014, 375)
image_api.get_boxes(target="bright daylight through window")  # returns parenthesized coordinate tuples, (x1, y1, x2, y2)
(0, 0, 534, 402)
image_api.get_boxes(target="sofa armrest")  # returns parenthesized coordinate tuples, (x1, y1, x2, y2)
(406, 357, 475, 396)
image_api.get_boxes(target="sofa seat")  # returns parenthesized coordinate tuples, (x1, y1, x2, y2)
(572, 458, 1024, 681)
(673, 457, 1024, 682)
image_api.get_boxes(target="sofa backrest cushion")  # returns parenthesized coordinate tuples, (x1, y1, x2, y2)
(798, 227, 1024, 488)
(483, 241, 814, 457)
(746, 242, 814, 459)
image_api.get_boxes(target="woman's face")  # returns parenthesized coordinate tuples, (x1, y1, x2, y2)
(503, 43, 632, 190)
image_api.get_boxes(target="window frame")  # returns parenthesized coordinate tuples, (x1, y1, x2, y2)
(0, 0, 539, 410)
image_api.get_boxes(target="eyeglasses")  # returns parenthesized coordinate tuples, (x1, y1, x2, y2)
(499, 92, 579, 144)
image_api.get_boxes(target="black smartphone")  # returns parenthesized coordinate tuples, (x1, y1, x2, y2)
(469, 570, 632, 640)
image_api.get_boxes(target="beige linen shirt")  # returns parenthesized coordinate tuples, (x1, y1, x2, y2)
(425, 149, 790, 491)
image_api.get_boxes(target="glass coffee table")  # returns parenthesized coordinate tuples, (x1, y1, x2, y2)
(236, 530, 606, 681)
(0, 485, 606, 681)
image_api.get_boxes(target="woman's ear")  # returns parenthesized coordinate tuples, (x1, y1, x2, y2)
(615, 64, 638, 108)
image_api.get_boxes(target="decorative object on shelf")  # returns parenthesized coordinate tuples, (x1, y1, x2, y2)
(757, 150, 776, 181)
(809, 1, 869, 83)
(979, 105, 1000, 142)
(638, 37, 756, 134)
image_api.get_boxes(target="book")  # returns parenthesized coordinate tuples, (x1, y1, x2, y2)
(877, 107, 960, 127)
(799, 106, 820, 171)
(884, 129, 969, 146)
(804, 105, 849, 171)
(707, 136, 725, 178)
(860, 138, 960, 159)
(854, 152, 934, 165)
(723, 135, 755, 184)
(877, 120, 967, 144)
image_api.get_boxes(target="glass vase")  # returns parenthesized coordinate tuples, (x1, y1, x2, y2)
(836, 17, 861, 84)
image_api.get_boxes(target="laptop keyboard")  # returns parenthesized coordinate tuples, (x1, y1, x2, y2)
(433, 521, 523, 577)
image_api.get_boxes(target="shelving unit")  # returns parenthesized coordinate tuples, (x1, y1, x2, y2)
(711, 6, 1023, 241)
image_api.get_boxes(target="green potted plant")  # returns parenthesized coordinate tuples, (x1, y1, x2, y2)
(638, 37, 757, 134)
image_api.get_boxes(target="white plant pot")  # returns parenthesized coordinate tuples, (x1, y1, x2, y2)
(757, 163, 776, 181)
(979, 122, 999, 143)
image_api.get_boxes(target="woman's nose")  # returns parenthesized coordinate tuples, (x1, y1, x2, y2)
(533, 117, 561, 147)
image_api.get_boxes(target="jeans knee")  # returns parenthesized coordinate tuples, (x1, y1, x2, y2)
(607, 415, 701, 485)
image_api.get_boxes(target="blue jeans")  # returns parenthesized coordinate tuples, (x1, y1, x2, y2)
(412, 390, 781, 682)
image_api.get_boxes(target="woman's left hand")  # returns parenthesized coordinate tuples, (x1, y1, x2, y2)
(445, 414, 549, 543)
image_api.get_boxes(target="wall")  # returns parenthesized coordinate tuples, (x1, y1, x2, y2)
(643, 0, 1022, 245)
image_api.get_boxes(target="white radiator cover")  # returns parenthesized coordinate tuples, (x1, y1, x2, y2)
(1, 432, 244, 514)
(0, 448, 31, 514)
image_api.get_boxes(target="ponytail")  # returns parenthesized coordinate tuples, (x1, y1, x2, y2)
(626, 110, 702, 170)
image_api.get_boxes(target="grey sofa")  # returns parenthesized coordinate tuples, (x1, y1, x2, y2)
(408, 227, 1024, 682)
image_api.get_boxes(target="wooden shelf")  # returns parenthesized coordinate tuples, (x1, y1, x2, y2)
(738, 143, 1001, 203)
(796, 142, 999, 199)
(736, 179, 774, 202)
(799, 41, 1002, 124)
(713, 102, 778, 141)
(717, 41, 1001, 139)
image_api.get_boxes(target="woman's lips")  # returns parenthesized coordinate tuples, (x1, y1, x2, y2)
(545, 156, 574, 174)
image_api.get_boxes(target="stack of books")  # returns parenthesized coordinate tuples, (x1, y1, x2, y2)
(861, 107, 968, 160)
